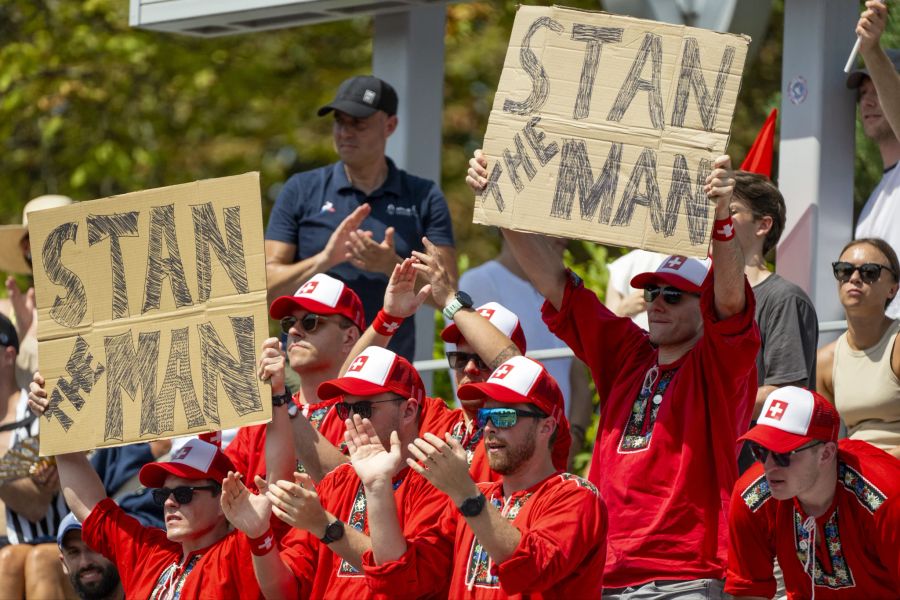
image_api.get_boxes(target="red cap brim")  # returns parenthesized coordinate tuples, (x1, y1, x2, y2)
(630, 272, 702, 294)
(738, 424, 812, 454)
(457, 381, 529, 405)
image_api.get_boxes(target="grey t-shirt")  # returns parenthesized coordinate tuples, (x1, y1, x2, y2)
(753, 273, 819, 388)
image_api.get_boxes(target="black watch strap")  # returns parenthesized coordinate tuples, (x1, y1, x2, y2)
(319, 519, 345, 545)
(458, 493, 486, 517)
(272, 386, 293, 407)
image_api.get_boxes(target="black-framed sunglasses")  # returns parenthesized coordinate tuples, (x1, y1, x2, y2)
(151, 484, 221, 506)
(643, 285, 697, 305)
(446, 351, 490, 371)
(831, 261, 896, 285)
(476, 407, 547, 429)
(748, 441, 824, 468)
(335, 396, 405, 421)
(280, 313, 331, 335)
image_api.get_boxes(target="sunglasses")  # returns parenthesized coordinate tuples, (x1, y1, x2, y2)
(335, 396, 405, 420)
(831, 261, 896, 285)
(446, 351, 489, 371)
(280, 313, 331, 335)
(643, 285, 697, 305)
(476, 407, 547, 429)
(748, 441, 824, 468)
(151, 484, 220, 506)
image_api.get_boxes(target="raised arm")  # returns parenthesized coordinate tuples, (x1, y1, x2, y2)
(466, 149, 567, 309)
(857, 1, 900, 140)
(265, 204, 372, 303)
(412, 237, 522, 368)
(706, 155, 747, 320)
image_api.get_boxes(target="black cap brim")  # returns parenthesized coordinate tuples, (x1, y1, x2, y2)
(317, 100, 379, 119)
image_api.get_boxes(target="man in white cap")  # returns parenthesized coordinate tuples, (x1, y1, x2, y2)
(727, 387, 900, 599)
(222, 345, 451, 599)
(360, 356, 607, 597)
(468, 154, 759, 597)
(0, 194, 73, 388)
(26, 379, 270, 600)
(229, 272, 365, 486)
(56, 512, 124, 600)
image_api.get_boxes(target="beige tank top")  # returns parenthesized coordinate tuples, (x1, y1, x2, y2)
(833, 319, 900, 450)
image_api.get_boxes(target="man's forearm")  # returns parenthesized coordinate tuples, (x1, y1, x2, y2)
(363, 480, 407, 564)
(266, 405, 300, 484)
(711, 205, 747, 319)
(862, 45, 900, 141)
(498, 230, 567, 310)
(56, 453, 107, 522)
(253, 551, 300, 600)
(0, 478, 53, 522)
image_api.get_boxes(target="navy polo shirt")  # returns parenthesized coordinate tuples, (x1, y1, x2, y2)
(266, 158, 455, 361)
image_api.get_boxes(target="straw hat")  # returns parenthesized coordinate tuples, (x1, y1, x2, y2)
(0, 195, 73, 275)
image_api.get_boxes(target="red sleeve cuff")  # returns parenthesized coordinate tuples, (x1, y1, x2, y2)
(362, 546, 425, 597)
(541, 269, 581, 331)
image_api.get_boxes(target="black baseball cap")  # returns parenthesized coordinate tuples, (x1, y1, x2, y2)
(0, 313, 19, 353)
(318, 75, 398, 118)
(846, 48, 900, 89)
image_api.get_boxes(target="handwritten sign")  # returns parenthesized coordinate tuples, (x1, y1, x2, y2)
(30, 173, 271, 455)
(474, 6, 750, 256)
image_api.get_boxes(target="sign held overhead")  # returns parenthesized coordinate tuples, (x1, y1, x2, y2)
(474, 6, 750, 256)
(30, 173, 271, 455)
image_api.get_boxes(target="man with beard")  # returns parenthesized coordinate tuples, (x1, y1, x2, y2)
(726, 387, 900, 599)
(359, 355, 608, 598)
(57, 513, 122, 600)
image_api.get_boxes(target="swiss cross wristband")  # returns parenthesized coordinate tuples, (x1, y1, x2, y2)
(372, 309, 404, 336)
(712, 216, 735, 241)
(249, 527, 275, 556)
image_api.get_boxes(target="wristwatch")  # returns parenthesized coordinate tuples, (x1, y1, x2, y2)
(442, 291, 474, 322)
(319, 519, 345, 545)
(286, 402, 299, 419)
(272, 386, 293, 407)
(457, 493, 486, 517)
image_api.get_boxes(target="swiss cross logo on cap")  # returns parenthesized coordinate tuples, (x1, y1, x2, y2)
(294, 274, 344, 308)
(492, 364, 514, 379)
(170, 439, 216, 473)
(478, 308, 495, 319)
(766, 400, 788, 421)
(349, 356, 368, 372)
(344, 347, 395, 386)
(664, 256, 686, 270)
(300, 281, 318, 295)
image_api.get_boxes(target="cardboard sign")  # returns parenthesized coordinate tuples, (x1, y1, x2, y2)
(475, 6, 750, 256)
(30, 173, 271, 455)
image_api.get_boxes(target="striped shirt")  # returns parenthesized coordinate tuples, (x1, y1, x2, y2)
(5, 389, 67, 544)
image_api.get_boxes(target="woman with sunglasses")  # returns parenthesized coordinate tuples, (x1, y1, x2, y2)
(817, 237, 900, 459)
(726, 387, 900, 599)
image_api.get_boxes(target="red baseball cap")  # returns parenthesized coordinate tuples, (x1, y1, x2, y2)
(630, 255, 711, 294)
(269, 274, 366, 331)
(458, 356, 571, 469)
(739, 387, 840, 453)
(139, 439, 235, 488)
(441, 302, 527, 353)
(318, 346, 425, 403)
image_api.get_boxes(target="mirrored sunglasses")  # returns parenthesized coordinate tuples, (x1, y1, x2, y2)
(280, 313, 331, 335)
(446, 351, 489, 371)
(476, 407, 547, 429)
(151, 484, 220, 506)
(831, 261, 896, 285)
(748, 440, 824, 468)
(643, 285, 696, 305)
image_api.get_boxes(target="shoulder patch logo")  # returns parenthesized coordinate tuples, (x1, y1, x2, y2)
(839, 462, 887, 514)
(741, 473, 772, 512)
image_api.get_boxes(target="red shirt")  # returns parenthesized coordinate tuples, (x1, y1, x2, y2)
(363, 471, 607, 599)
(278, 463, 448, 599)
(542, 271, 759, 587)
(81, 498, 263, 600)
(726, 440, 900, 599)
(225, 395, 336, 491)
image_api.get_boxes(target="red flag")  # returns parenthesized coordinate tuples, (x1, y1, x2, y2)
(740, 108, 778, 178)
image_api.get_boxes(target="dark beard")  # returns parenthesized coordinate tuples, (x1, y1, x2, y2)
(70, 563, 121, 600)
(487, 425, 537, 475)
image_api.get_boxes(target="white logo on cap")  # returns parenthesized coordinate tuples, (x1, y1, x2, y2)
(664, 256, 685, 270)
(488, 356, 541, 395)
(295, 274, 344, 308)
(758, 388, 814, 435)
(475, 302, 519, 338)
(171, 439, 216, 473)
(363, 89, 376, 104)
(345, 347, 394, 386)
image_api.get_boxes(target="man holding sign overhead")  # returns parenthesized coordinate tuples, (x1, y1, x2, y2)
(466, 6, 757, 597)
